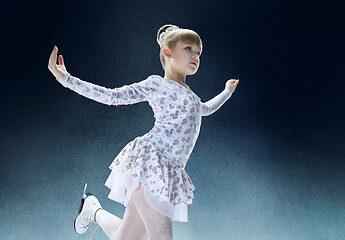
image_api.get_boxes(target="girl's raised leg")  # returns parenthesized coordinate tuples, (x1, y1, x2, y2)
(96, 192, 147, 240)
(131, 182, 173, 240)
(94, 208, 121, 239)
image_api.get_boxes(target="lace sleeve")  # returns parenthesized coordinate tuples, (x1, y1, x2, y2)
(56, 73, 156, 106)
(201, 88, 232, 116)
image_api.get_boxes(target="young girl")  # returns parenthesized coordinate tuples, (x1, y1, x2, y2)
(48, 24, 239, 240)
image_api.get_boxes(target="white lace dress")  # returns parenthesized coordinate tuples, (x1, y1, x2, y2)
(56, 73, 232, 222)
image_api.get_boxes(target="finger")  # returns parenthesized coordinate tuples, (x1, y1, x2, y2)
(49, 46, 58, 69)
(48, 46, 55, 66)
(58, 55, 63, 65)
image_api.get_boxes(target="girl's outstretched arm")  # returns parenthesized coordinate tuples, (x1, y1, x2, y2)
(200, 88, 232, 116)
(201, 78, 239, 116)
(56, 72, 156, 106)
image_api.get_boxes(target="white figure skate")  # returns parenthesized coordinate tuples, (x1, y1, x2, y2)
(74, 183, 103, 234)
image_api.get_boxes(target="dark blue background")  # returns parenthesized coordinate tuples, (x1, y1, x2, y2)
(1, 0, 344, 239)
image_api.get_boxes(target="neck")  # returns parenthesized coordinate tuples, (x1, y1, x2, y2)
(163, 65, 187, 85)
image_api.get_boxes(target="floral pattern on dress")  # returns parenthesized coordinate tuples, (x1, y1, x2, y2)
(56, 73, 232, 222)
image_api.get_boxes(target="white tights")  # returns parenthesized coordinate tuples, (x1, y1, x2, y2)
(95, 182, 173, 240)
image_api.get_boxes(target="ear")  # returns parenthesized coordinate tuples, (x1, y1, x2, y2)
(162, 46, 171, 58)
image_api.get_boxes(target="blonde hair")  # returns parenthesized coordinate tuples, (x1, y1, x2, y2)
(156, 24, 203, 70)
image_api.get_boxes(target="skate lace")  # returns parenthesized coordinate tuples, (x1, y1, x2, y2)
(81, 217, 92, 229)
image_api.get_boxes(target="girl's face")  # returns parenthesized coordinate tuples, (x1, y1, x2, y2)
(165, 40, 202, 76)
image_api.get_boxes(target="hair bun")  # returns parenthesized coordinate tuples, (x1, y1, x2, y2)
(156, 24, 180, 47)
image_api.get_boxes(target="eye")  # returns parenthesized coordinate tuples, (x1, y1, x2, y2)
(185, 46, 201, 56)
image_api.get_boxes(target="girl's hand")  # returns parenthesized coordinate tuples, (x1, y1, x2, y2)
(48, 46, 68, 79)
(225, 79, 239, 93)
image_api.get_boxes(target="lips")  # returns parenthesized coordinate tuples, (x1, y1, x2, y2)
(190, 62, 197, 66)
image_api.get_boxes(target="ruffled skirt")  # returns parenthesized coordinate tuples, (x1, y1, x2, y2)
(104, 136, 196, 222)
